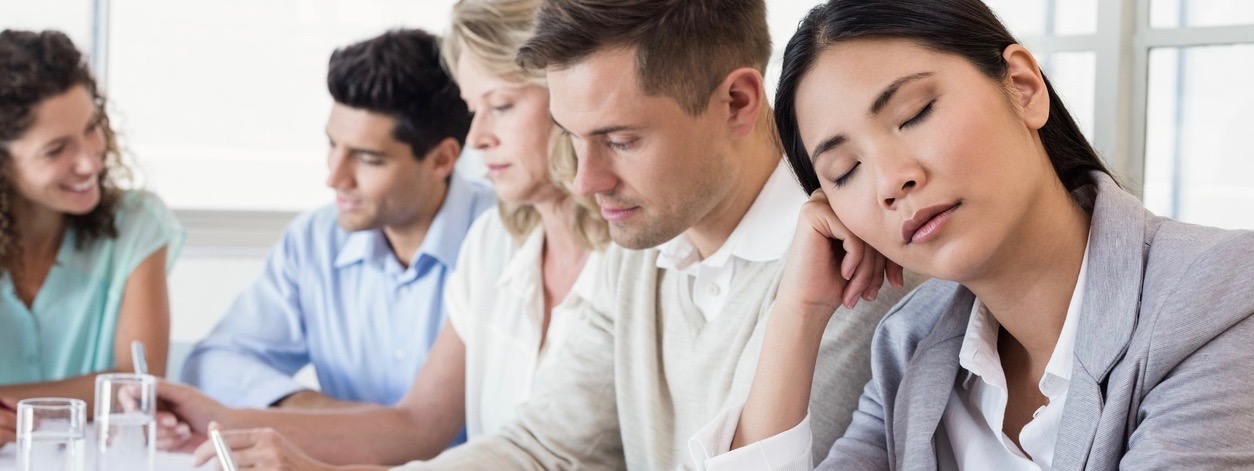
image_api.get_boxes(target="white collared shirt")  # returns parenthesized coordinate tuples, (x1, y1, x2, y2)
(688, 240, 1091, 471)
(445, 211, 602, 438)
(937, 241, 1089, 471)
(656, 160, 806, 323)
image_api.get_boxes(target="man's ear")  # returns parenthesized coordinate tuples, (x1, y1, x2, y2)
(424, 137, 461, 179)
(715, 67, 768, 138)
(1002, 44, 1050, 130)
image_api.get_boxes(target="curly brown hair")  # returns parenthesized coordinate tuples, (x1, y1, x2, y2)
(0, 29, 130, 273)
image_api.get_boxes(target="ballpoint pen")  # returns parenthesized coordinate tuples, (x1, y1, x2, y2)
(130, 340, 148, 376)
(210, 427, 239, 471)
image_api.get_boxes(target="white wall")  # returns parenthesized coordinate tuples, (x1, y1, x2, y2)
(168, 252, 267, 346)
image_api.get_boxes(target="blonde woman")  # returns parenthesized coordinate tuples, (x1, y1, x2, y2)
(154, 1, 609, 468)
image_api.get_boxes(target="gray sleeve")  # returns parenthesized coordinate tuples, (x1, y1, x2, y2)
(393, 302, 625, 470)
(816, 276, 941, 471)
(1120, 312, 1254, 470)
(808, 277, 915, 463)
(815, 364, 891, 471)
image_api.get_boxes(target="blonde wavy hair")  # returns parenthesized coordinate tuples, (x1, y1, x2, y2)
(443, 0, 608, 250)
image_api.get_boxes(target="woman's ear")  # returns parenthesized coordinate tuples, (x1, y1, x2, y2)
(1002, 44, 1050, 130)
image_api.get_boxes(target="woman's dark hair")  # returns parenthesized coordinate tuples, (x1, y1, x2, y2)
(776, 0, 1111, 195)
(327, 28, 471, 160)
(0, 29, 129, 272)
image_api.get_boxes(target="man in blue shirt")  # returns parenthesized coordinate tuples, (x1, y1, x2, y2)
(181, 29, 494, 420)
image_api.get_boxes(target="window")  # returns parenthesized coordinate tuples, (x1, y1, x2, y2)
(0, 0, 97, 69)
(985, 0, 1098, 139)
(105, 0, 459, 213)
(11, 0, 1254, 238)
(1141, 1, 1254, 229)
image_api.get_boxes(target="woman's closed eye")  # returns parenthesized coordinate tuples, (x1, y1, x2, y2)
(834, 161, 860, 187)
(901, 100, 935, 129)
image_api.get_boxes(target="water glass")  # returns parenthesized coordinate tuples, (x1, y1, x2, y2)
(93, 373, 156, 471)
(16, 398, 87, 471)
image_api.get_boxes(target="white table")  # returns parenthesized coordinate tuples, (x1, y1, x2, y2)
(0, 436, 208, 470)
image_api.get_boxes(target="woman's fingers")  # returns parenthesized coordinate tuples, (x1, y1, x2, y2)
(220, 427, 319, 471)
(843, 239, 878, 308)
(0, 428, 14, 446)
(193, 424, 255, 466)
(0, 407, 15, 429)
(808, 190, 862, 283)
(0, 406, 15, 445)
(888, 259, 906, 289)
(191, 439, 218, 466)
(867, 251, 887, 301)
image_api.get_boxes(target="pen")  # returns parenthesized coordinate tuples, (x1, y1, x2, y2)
(130, 340, 148, 376)
(210, 427, 239, 471)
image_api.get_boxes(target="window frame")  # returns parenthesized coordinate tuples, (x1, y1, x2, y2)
(81, 0, 1254, 247)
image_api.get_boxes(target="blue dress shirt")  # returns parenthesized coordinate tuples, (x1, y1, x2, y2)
(182, 174, 494, 417)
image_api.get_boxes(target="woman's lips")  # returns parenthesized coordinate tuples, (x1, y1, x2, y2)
(486, 163, 511, 176)
(901, 202, 960, 244)
(62, 180, 97, 193)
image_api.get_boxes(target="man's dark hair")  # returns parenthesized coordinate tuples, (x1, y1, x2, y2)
(515, 0, 772, 116)
(328, 28, 471, 159)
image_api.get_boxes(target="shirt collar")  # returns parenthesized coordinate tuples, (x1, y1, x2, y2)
(419, 173, 482, 269)
(334, 229, 390, 269)
(334, 173, 481, 272)
(496, 224, 603, 308)
(958, 300, 1004, 390)
(957, 237, 1092, 396)
(497, 224, 546, 293)
(655, 160, 806, 271)
(1039, 235, 1090, 395)
(568, 250, 602, 303)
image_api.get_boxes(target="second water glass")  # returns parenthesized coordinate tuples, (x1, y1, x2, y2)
(93, 373, 156, 471)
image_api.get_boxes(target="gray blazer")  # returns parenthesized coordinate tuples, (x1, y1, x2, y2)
(819, 172, 1254, 470)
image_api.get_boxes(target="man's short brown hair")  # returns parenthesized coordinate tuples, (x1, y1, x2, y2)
(516, 0, 772, 116)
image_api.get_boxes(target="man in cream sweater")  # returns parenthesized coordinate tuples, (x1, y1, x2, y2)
(393, 0, 921, 468)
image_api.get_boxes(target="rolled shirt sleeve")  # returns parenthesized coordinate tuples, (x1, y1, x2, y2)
(689, 401, 814, 471)
(181, 225, 311, 408)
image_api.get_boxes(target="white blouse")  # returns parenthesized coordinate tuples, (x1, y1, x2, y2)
(690, 244, 1091, 471)
(445, 211, 602, 438)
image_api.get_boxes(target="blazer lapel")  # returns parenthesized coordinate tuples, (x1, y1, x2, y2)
(894, 288, 974, 470)
(1053, 172, 1151, 469)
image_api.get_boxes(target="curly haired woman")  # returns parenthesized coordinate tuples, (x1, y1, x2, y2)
(0, 29, 184, 445)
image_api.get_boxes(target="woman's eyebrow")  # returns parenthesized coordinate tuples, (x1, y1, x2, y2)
(869, 71, 934, 116)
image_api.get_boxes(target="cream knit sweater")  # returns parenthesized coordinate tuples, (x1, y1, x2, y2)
(394, 242, 919, 470)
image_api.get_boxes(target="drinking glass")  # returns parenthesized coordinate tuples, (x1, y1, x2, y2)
(93, 373, 156, 471)
(16, 398, 87, 471)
